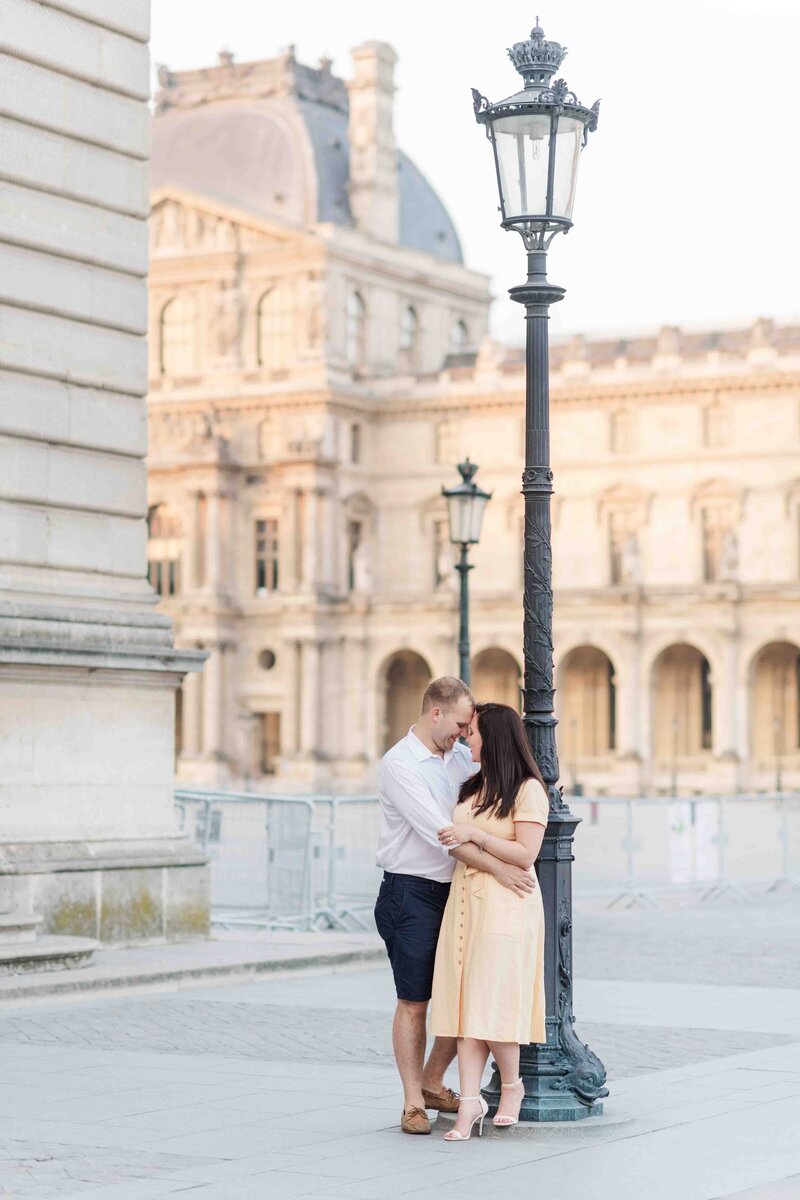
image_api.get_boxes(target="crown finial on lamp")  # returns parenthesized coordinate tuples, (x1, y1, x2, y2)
(507, 21, 568, 90)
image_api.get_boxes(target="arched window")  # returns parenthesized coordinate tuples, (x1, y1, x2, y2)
(147, 503, 183, 596)
(399, 304, 418, 369)
(257, 287, 292, 369)
(159, 295, 196, 377)
(472, 648, 522, 710)
(653, 644, 713, 762)
(451, 319, 469, 352)
(346, 289, 367, 369)
(751, 642, 800, 762)
(381, 651, 433, 752)
(558, 647, 616, 760)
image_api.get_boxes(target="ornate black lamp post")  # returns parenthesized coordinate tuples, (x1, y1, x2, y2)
(472, 23, 608, 1121)
(442, 459, 492, 685)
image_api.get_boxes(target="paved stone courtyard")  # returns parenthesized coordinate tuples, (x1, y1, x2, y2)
(0, 997, 793, 1078)
(0, 896, 799, 1199)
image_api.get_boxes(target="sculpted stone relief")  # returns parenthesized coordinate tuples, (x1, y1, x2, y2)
(148, 409, 232, 457)
(151, 201, 239, 254)
(213, 279, 245, 361)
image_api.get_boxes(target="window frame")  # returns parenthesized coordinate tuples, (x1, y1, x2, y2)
(254, 516, 280, 595)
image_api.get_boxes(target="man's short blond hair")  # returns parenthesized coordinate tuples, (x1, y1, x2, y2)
(421, 676, 475, 714)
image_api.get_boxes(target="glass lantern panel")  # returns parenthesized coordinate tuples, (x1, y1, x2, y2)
(492, 113, 552, 220)
(466, 492, 490, 543)
(447, 493, 473, 545)
(551, 116, 584, 220)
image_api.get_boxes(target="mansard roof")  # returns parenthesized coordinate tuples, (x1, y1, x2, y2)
(151, 50, 463, 264)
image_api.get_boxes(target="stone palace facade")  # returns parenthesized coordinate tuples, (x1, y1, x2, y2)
(147, 45, 800, 797)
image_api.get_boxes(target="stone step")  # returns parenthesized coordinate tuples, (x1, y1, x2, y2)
(0, 911, 44, 945)
(0, 936, 98, 975)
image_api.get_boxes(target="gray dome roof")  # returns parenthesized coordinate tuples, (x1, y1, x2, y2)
(151, 94, 462, 264)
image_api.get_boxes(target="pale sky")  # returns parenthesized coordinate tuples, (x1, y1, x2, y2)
(150, 0, 800, 344)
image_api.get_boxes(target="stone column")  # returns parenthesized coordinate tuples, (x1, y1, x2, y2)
(181, 667, 202, 759)
(720, 631, 739, 759)
(206, 491, 222, 595)
(735, 641, 750, 787)
(301, 490, 319, 591)
(613, 631, 644, 770)
(202, 644, 225, 760)
(183, 494, 197, 594)
(340, 639, 355, 759)
(366, 647, 383, 763)
(300, 638, 321, 756)
(282, 639, 302, 756)
(281, 490, 299, 593)
(319, 489, 335, 593)
(294, 491, 304, 590)
(339, 637, 367, 762)
(716, 630, 741, 788)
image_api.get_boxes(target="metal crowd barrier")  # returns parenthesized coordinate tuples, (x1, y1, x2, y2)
(175, 788, 382, 930)
(567, 792, 800, 909)
(175, 788, 800, 928)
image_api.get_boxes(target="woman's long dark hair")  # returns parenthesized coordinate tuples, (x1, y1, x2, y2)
(457, 702, 546, 819)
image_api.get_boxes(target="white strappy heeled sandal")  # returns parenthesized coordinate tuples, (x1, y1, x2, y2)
(492, 1078, 524, 1127)
(442, 1095, 488, 1141)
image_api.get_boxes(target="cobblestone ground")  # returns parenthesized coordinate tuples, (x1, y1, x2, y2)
(1, 896, 799, 1198)
(0, 1140, 208, 1198)
(573, 891, 800, 987)
(0, 999, 793, 1080)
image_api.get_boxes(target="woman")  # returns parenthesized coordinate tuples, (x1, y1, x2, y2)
(429, 702, 548, 1141)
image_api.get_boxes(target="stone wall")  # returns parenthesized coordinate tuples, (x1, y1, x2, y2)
(0, 0, 208, 941)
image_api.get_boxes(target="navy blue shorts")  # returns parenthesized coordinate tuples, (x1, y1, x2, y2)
(374, 872, 451, 1002)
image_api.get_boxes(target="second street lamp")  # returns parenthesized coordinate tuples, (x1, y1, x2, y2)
(442, 459, 491, 686)
(472, 23, 608, 1121)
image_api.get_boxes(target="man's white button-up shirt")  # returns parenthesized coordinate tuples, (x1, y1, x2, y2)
(376, 727, 478, 883)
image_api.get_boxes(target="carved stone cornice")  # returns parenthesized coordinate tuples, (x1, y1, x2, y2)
(375, 368, 800, 419)
(155, 51, 348, 116)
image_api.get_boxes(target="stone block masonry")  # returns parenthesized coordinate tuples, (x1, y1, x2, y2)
(0, 0, 207, 944)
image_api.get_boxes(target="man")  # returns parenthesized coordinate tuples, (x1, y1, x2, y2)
(375, 675, 536, 1134)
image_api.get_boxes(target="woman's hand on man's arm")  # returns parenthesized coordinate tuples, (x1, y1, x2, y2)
(448, 842, 536, 898)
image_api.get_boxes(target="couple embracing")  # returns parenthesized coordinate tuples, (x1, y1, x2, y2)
(374, 675, 548, 1141)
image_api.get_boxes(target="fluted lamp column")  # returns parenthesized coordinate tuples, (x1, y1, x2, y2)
(472, 22, 607, 1121)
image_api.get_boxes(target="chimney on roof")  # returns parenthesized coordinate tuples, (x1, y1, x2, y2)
(347, 42, 399, 243)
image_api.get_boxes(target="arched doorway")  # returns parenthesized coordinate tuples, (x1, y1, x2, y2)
(558, 647, 616, 765)
(381, 651, 433, 752)
(652, 644, 713, 762)
(751, 641, 800, 764)
(471, 648, 521, 709)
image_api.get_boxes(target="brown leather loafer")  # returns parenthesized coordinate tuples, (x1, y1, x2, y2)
(401, 1106, 431, 1134)
(421, 1086, 460, 1113)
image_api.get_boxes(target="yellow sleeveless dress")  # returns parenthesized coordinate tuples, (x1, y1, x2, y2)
(429, 777, 548, 1044)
